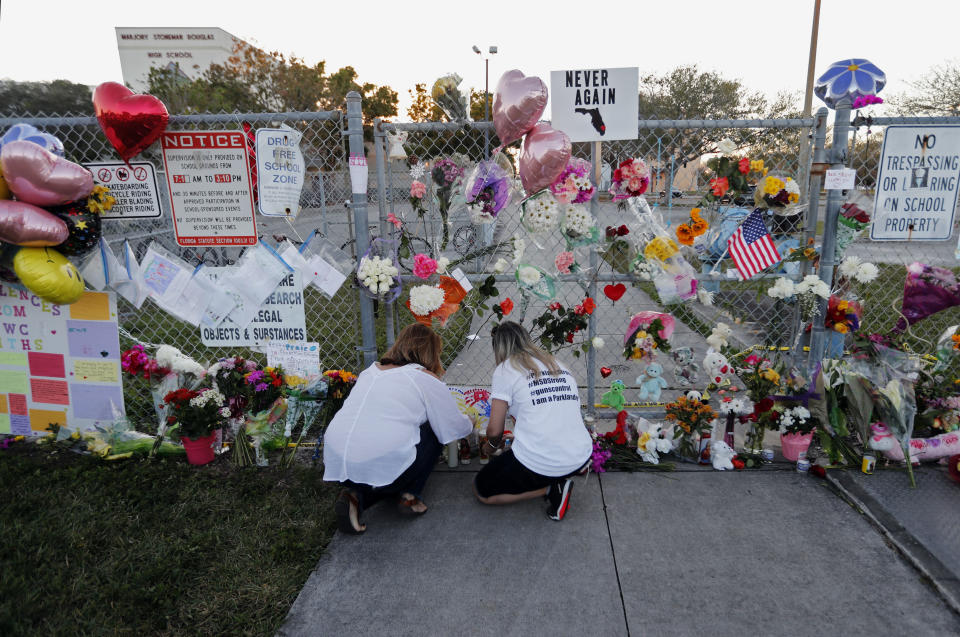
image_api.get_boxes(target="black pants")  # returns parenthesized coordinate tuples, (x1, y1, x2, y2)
(344, 422, 442, 510)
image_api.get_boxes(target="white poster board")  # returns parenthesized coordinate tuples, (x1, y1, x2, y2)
(86, 161, 162, 219)
(550, 67, 639, 142)
(0, 289, 124, 435)
(200, 269, 306, 347)
(160, 130, 258, 246)
(870, 125, 960, 241)
(255, 127, 305, 217)
(266, 341, 320, 378)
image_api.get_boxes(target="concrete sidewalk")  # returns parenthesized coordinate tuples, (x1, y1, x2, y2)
(279, 469, 960, 636)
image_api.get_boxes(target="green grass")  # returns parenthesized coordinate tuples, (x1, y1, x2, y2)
(0, 444, 339, 636)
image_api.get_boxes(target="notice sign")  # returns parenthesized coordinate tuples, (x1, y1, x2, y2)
(255, 127, 305, 217)
(0, 289, 124, 435)
(160, 130, 257, 246)
(200, 269, 306, 347)
(550, 67, 639, 142)
(266, 341, 320, 378)
(871, 126, 960, 241)
(86, 161, 162, 219)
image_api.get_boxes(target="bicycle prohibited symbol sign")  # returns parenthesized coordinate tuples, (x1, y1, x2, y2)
(85, 161, 163, 219)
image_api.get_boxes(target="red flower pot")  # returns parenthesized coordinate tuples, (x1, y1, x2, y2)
(780, 431, 814, 462)
(182, 432, 216, 465)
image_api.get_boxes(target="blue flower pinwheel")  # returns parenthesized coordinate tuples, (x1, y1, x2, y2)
(814, 59, 886, 109)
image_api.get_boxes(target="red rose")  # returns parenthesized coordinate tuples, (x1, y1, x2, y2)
(605, 226, 617, 238)
(738, 157, 750, 174)
(582, 297, 597, 315)
(810, 465, 826, 478)
(565, 332, 575, 343)
(732, 459, 745, 470)
(613, 169, 622, 182)
(500, 298, 514, 316)
(548, 301, 561, 311)
(617, 224, 630, 236)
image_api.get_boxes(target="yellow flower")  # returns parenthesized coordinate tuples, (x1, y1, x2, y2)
(837, 300, 849, 311)
(636, 331, 647, 340)
(763, 168, 769, 176)
(285, 374, 307, 388)
(788, 192, 799, 204)
(750, 159, 764, 172)
(764, 177, 785, 195)
(834, 323, 849, 334)
(760, 368, 780, 384)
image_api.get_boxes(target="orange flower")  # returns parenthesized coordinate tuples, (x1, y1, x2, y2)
(690, 208, 703, 221)
(690, 219, 708, 235)
(582, 297, 597, 315)
(676, 224, 694, 245)
(710, 177, 729, 197)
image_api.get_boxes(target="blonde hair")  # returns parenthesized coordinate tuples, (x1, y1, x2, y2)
(381, 323, 444, 376)
(491, 321, 562, 379)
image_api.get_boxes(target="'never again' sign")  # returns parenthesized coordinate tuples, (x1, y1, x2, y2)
(550, 67, 638, 143)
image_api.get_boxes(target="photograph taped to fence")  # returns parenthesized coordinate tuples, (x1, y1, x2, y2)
(870, 125, 960, 241)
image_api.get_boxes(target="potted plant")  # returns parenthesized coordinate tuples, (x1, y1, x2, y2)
(164, 387, 230, 465)
(776, 405, 817, 461)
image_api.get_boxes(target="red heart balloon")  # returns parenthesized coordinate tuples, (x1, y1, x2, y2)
(93, 82, 169, 163)
(604, 283, 626, 302)
(600, 366, 612, 378)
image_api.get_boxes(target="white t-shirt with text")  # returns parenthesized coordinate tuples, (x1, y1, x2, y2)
(490, 359, 592, 477)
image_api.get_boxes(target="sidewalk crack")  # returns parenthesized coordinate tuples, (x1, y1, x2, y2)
(598, 473, 631, 637)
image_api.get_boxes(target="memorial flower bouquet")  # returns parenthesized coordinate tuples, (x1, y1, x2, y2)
(824, 296, 863, 335)
(699, 140, 764, 205)
(609, 157, 650, 202)
(229, 365, 286, 466)
(530, 297, 596, 355)
(163, 387, 230, 441)
(600, 223, 635, 274)
(280, 374, 330, 468)
(432, 74, 469, 122)
(207, 355, 259, 419)
(313, 369, 359, 446)
(755, 174, 801, 210)
(623, 312, 674, 361)
(357, 238, 402, 302)
(675, 208, 709, 247)
(665, 395, 717, 459)
(560, 204, 599, 248)
(406, 276, 468, 327)
(550, 157, 595, 204)
(515, 264, 556, 301)
(432, 157, 465, 249)
(835, 196, 872, 257)
(464, 160, 511, 224)
(521, 190, 564, 235)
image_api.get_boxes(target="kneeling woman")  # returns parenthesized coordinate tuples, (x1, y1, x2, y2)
(474, 321, 592, 521)
(323, 324, 472, 534)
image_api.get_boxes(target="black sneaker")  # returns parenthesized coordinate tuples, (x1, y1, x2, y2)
(546, 478, 574, 521)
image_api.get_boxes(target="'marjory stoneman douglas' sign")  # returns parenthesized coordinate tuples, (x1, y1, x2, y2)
(550, 67, 639, 143)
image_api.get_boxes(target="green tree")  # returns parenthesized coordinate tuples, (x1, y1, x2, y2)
(407, 83, 443, 122)
(0, 79, 94, 116)
(890, 60, 960, 116)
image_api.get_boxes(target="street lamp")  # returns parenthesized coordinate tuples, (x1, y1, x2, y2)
(473, 44, 497, 159)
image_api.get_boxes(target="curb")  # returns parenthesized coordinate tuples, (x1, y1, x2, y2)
(825, 470, 960, 616)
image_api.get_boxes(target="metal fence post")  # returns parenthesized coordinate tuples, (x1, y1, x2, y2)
(346, 92, 378, 367)
(586, 143, 600, 415)
(373, 118, 396, 348)
(809, 99, 852, 366)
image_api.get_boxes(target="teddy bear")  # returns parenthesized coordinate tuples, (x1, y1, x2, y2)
(710, 439, 737, 470)
(601, 380, 627, 412)
(671, 347, 700, 386)
(706, 322, 733, 351)
(636, 362, 668, 402)
(635, 418, 674, 464)
(703, 349, 732, 385)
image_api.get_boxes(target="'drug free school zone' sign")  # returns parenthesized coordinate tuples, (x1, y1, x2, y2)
(550, 67, 639, 142)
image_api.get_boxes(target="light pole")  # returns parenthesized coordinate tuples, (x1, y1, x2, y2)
(473, 44, 497, 159)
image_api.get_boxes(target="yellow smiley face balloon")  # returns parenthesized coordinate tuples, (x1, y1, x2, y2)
(13, 247, 85, 305)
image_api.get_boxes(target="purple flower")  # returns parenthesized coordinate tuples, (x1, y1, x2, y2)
(255, 382, 269, 392)
(246, 370, 265, 385)
(466, 160, 510, 216)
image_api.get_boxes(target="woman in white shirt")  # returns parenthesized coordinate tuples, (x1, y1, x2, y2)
(474, 321, 592, 521)
(324, 324, 472, 534)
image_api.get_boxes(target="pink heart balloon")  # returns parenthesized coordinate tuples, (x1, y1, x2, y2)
(0, 141, 93, 207)
(519, 123, 571, 195)
(492, 70, 547, 147)
(0, 200, 69, 246)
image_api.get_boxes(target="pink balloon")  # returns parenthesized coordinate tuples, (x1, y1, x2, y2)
(492, 70, 547, 147)
(0, 200, 69, 247)
(519, 123, 571, 195)
(0, 140, 93, 207)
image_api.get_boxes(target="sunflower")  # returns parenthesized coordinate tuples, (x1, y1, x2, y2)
(676, 224, 695, 246)
(690, 219, 708, 235)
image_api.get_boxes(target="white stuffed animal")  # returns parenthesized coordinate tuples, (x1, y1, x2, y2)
(386, 132, 408, 161)
(706, 322, 732, 351)
(703, 349, 732, 385)
(635, 418, 674, 464)
(710, 439, 737, 470)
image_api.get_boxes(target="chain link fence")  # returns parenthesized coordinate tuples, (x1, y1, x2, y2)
(375, 116, 818, 407)
(845, 113, 960, 346)
(0, 109, 360, 426)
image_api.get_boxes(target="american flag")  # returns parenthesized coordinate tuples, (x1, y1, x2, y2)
(727, 209, 780, 280)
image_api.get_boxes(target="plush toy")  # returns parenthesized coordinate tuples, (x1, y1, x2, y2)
(601, 380, 627, 411)
(685, 389, 704, 403)
(710, 439, 737, 470)
(671, 347, 700, 386)
(636, 363, 668, 402)
(868, 422, 896, 451)
(703, 349, 732, 385)
(387, 132, 408, 161)
(636, 418, 674, 464)
(706, 322, 732, 351)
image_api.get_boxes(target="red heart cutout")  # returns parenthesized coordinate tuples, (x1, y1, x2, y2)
(604, 283, 626, 302)
(93, 82, 169, 163)
(600, 366, 612, 378)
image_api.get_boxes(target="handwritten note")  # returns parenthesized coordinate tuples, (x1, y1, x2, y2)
(30, 378, 70, 405)
(28, 352, 65, 378)
(73, 360, 119, 383)
(67, 321, 121, 360)
(8, 393, 27, 415)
